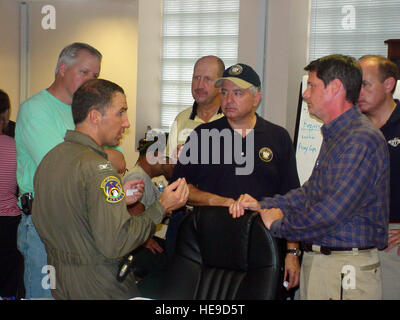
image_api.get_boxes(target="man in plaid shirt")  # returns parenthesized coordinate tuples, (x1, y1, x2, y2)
(229, 54, 390, 300)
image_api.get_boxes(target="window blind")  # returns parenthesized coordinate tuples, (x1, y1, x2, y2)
(309, 0, 400, 62)
(160, 0, 239, 131)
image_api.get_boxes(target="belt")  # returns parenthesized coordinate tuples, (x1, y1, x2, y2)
(389, 219, 400, 224)
(302, 243, 375, 255)
(20, 193, 33, 215)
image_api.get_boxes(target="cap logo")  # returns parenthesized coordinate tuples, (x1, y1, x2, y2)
(229, 64, 243, 76)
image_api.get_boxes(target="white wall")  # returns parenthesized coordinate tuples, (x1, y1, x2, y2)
(237, 0, 268, 117)
(264, 0, 310, 137)
(135, 0, 163, 148)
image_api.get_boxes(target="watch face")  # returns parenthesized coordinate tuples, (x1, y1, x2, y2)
(288, 249, 301, 256)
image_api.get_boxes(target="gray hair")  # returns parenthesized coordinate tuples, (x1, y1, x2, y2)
(248, 85, 261, 95)
(55, 42, 102, 76)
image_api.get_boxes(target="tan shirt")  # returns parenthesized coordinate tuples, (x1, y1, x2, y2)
(167, 104, 224, 158)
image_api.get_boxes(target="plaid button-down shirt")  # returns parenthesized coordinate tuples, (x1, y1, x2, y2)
(264, 106, 390, 249)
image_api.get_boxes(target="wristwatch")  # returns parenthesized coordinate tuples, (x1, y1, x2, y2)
(286, 248, 301, 256)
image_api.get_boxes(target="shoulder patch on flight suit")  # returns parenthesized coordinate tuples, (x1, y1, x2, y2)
(100, 176, 125, 203)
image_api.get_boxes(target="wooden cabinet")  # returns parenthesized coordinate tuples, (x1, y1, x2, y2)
(385, 39, 400, 70)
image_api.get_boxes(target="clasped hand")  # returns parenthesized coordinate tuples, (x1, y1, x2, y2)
(228, 193, 283, 229)
(228, 194, 298, 289)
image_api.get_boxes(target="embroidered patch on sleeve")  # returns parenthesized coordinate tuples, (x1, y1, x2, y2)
(100, 176, 125, 203)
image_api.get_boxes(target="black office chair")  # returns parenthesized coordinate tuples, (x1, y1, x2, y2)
(161, 206, 283, 300)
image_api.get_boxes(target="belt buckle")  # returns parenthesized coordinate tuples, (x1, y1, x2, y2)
(310, 244, 331, 255)
(320, 246, 331, 255)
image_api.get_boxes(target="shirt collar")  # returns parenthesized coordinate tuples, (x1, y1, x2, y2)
(253, 113, 267, 133)
(64, 130, 107, 158)
(321, 106, 361, 140)
(386, 99, 400, 125)
(189, 101, 223, 120)
(223, 113, 263, 134)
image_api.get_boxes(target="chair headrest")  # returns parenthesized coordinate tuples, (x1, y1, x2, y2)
(195, 206, 257, 271)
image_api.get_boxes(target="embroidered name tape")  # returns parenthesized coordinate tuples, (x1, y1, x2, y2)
(97, 163, 113, 171)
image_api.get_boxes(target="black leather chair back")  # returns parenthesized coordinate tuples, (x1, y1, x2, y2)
(161, 206, 283, 300)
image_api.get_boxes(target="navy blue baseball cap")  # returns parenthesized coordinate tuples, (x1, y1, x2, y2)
(215, 63, 261, 89)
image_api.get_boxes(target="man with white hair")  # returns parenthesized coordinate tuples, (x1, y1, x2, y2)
(171, 63, 301, 299)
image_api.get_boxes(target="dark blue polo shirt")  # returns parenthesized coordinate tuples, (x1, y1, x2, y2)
(381, 99, 400, 221)
(172, 114, 300, 201)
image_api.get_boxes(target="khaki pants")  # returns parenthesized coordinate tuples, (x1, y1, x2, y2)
(300, 247, 382, 300)
(378, 223, 400, 300)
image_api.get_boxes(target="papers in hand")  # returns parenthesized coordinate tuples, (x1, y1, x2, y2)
(126, 188, 138, 196)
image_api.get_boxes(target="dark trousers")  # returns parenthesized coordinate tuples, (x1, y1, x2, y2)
(135, 237, 167, 299)
(0, 215, 25, 298)
(164, 208, 188, 261)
